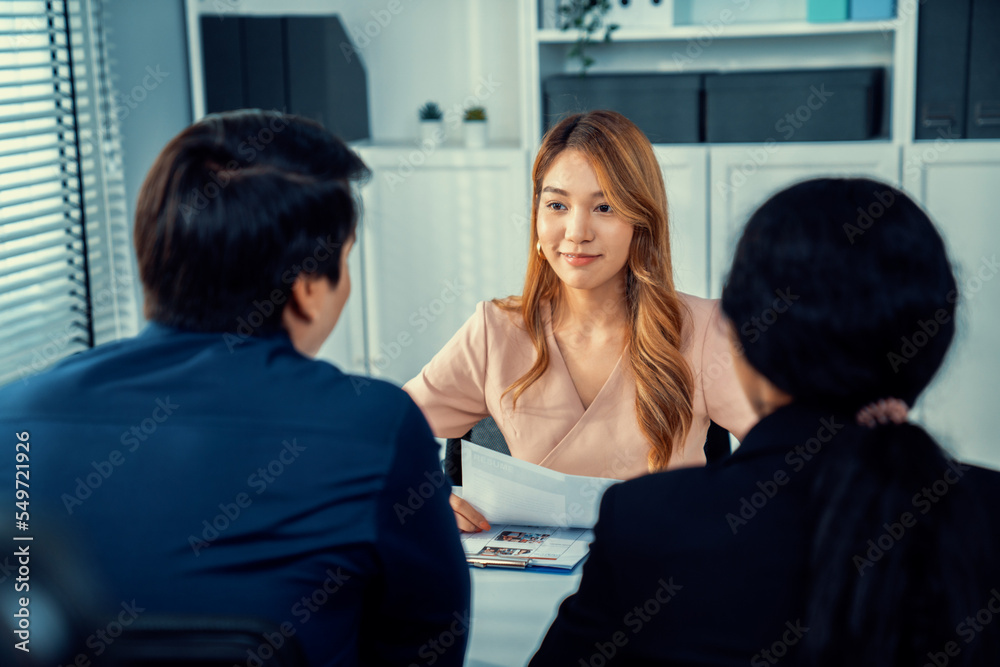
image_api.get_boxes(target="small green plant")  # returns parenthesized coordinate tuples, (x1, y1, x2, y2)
(418, 101, 443, 120)
(558, 0, 618, 76)
(464, 106, 487, 122)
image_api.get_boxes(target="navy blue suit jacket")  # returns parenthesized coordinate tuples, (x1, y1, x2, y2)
(0, 324, 470, 666)
(531, 403, 1000, 666)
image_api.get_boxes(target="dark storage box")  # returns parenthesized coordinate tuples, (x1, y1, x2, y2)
(965, 0, 1000, 139)
(704, 68, 886, 143)
(915, 0, 971, 139)
(201, 15, 370, 141)
(543, 73, 703, 143)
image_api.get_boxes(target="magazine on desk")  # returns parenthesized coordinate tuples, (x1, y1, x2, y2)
(456, 442, 621, 570)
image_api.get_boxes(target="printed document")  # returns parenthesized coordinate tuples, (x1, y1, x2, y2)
(457, 442, 621, 569)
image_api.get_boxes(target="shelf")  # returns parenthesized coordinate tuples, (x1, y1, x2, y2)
(535, 19, 900, 43)
(350, 140, 522, 151)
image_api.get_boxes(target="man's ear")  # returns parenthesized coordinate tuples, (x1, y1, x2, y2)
(285, 274, 323, 324)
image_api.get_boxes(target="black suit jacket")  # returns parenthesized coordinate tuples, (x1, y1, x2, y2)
(530, 403, 1000, 666)
(0, 323, 470, 666)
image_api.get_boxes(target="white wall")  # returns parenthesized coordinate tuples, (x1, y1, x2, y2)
(106, 0, 193, 317)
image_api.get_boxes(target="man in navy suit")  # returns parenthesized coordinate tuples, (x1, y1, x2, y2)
(0, 110, 470, 666)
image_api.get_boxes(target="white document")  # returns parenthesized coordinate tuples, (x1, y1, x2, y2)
(460, 441, 620, 529)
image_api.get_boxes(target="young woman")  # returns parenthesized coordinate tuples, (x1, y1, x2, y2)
(530, 178, 1000, 665)
(404, 110, 756, 531)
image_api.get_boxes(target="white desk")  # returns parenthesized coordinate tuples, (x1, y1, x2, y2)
(463, 566, 582, 667)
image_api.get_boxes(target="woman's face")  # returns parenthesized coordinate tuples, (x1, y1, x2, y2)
(536, 149, 633, 294)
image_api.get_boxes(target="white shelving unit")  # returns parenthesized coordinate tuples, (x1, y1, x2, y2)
(535, 19, 900, 42)
(521, 1, 916, 146)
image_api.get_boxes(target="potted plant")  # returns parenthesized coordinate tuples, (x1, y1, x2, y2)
(463, 106, 487, 149)
(418, 101, 444, 144)
(558, 0, 618, 75)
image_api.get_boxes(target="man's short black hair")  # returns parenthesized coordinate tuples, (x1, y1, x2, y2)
(134, 109, 370, 334)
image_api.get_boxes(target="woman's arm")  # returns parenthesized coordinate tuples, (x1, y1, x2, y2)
(403, 301, 491, 439)
(700, 301, 758, 442)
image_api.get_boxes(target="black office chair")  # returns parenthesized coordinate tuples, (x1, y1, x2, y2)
(703, 420, 734, 464)
(0, 523, 308, 667)
(444, 416, 732, 485)
(0, 527, 110, 667)
(444, 415, 509, 486)
(104, 614, 309, 666)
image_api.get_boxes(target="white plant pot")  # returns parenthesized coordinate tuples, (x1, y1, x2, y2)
(464, 121, 487, 149)
(420, 120, 443, 145)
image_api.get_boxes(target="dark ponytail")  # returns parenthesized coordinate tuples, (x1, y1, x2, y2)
(721, 178, 996, 664)
(804, 423, 991, 664)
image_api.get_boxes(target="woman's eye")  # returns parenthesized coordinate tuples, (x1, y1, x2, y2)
(596, 204, 612, 213)
(546, 202, 566, 211)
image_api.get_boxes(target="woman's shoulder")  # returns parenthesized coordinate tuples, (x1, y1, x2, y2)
(675, 291, 723, 351)
(676, 291, 719, 322)
(482, 296, 530, 332)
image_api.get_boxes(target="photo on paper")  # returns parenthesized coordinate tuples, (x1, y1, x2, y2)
(461, 524, 594, 569)
(478, 547, 533, 557)
(497, 530, 551, 544)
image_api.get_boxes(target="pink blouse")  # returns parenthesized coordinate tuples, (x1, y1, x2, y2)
(402, 292, 757, 480)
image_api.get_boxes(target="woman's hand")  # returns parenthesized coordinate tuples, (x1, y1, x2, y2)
(450, 493, 491, 533)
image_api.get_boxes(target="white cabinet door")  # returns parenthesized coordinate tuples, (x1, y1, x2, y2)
(654, 146, 710, 298)
(903, 143, 1000, 468)
(708, 142, 900, 296)
(352, 145, 530, 386)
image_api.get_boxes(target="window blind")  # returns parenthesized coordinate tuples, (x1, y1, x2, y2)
(0, 0, 136, 388)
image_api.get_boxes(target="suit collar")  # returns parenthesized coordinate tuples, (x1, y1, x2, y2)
(729, 402, 855, 462)
(138, 320, 294, 346)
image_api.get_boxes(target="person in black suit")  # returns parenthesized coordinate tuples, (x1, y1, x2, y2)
(0, 111, 470, 666)
(531, 178, 1000, 666)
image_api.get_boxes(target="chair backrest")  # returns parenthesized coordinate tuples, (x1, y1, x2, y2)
(0, 527, 110, 667)
(444, 415, 509, 486)
(704, 420, 733, 463)
(104, 614, 309, 666)
(0, 525, 307, 667)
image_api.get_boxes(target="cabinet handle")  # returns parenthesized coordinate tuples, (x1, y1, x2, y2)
(974, 102, 1000, 127)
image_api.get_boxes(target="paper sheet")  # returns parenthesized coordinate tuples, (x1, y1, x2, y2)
(460, 441, 620, 529)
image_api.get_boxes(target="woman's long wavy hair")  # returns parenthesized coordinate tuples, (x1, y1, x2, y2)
(496, 110, 693, 471)
(722, 178, 995, 665)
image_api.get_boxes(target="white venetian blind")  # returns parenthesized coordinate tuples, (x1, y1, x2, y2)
(0, 0, 136, 388)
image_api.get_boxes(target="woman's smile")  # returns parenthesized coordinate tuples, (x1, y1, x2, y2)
(561, 252, 600, 266)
